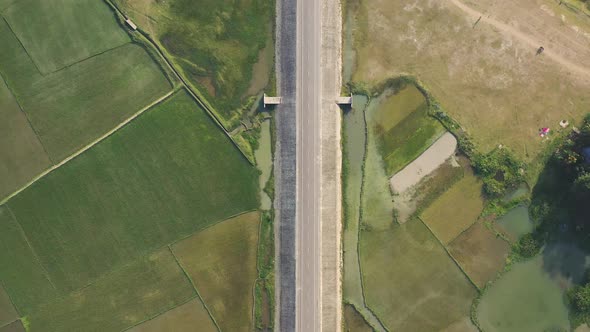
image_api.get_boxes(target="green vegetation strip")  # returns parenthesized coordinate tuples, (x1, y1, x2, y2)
(114, 0, 274, 126)
(4, 90, 259, 295)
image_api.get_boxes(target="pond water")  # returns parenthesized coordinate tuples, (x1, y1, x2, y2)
(476, 255, 570, 332)
(255, 120, 272, 210)
(501, 183, 529, 203)
(341, 95, 386, 331)
(495, 205, 533, 240)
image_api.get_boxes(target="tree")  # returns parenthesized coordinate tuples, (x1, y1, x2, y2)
(570, 284, 590, 314)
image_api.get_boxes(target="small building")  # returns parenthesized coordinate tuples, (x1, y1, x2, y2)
(336, 94, 353, 106)
(263, 93, 282, 108)
(125, 18, 137, 31)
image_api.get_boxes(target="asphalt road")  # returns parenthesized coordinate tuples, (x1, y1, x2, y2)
(296, 0, 322, 330)
(275, 0, 297, 330)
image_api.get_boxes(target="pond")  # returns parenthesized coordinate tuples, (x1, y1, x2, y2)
(501, 183, 529, 203)
(495, 205, 533, 240)
(476, 255, 570, 332)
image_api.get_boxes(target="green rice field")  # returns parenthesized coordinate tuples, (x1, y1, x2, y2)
(369, 84, 445, 176)
(0, 76, 50, 201)
(0, 19, 171, 162)
(2, 90, 259, 303)
(3, 0, 129, 74)
(172, 212, 260, 332)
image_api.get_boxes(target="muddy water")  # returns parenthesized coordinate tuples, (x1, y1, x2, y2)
(361, 93, 396, 231)
(495, 205, 533, 240)
(255, 120, 272, 210)
(476, 255, 570, 332)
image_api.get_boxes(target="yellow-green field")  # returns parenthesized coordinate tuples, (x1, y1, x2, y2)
(172, 212, 260, 332)
(421, 170, 485, 244)
(127, 297, 216, 332)
(26, 249, 195, 332)
(0, 74, 50, 203)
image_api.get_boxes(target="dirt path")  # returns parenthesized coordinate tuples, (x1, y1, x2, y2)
(0, 90, 175, 205)
(449, 0, 590, 78)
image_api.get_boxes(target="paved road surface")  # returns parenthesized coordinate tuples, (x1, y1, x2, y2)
(296, 0, 322, 330)
(274, 0, 297, 330)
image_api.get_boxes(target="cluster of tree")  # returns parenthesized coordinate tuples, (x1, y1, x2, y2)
(568, 271, 590, 323)
(472, 148, 525, 198)
(554, 114, 590, 205)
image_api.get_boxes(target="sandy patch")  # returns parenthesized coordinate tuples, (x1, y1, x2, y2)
(390, 132, 457, 194)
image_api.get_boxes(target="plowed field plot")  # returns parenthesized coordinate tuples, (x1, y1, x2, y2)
(0, 90, 258, 313)
(2, 0, 129, 74)
(115, 0, 274, 125)
(449, 222, 510, 289)
(0, 320, 24, 332)
(0, 285, 17, 326)
(421, 170, 485, 244)
(26, 249, 195, 332)
(343, 304, 373, 332)
(360, 219, 477, 331)
(172, 212, 260, 332)
(128, 299, 216, 332)
(0, 18, 171, 162)
(0, 74, 50, 204)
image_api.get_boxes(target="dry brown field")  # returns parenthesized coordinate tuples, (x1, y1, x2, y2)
(449, 222, 511, 289)
(350, 0, 590, 162)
